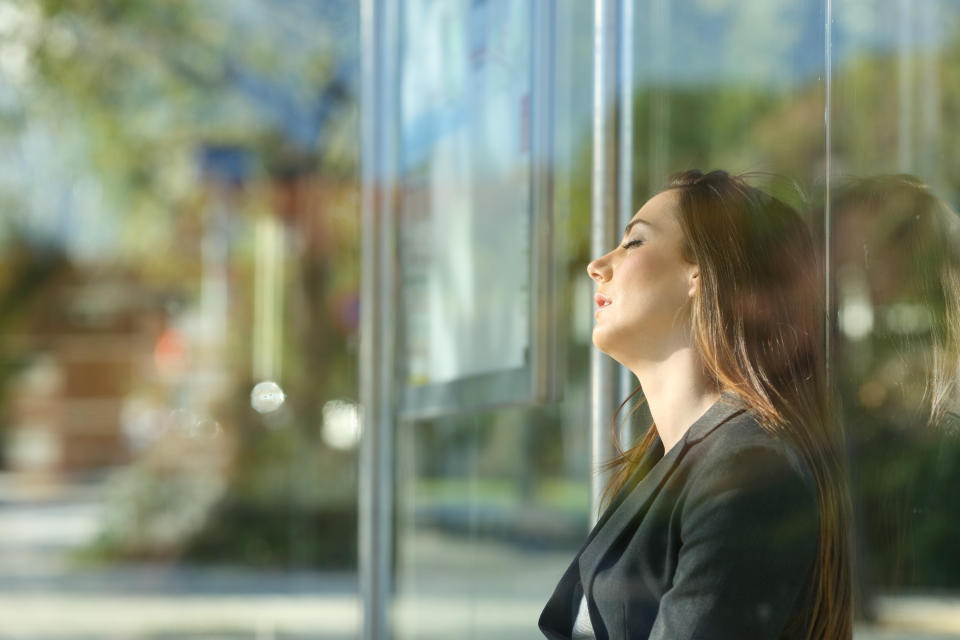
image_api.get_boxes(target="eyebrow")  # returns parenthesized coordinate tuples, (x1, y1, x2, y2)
(624, 217, 655, 235)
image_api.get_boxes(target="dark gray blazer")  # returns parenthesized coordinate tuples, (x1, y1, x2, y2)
(539, 394, 819, 640)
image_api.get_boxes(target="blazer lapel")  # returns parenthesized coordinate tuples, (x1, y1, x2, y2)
(577, 394, 745, 596)
(539, 429, 666, 637)
(592, 434, 665, 538)
(540, 393, 745, 639)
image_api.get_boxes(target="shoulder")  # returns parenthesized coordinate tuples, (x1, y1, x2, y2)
(687, 409, 814, 484)
(650, 409, 823, 639)
(679, 410, 819, 526)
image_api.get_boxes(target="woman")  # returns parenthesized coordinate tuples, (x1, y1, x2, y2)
(539, 170, 852, 639)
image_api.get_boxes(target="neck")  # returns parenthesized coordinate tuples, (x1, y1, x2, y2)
(628, 346, 721, 454)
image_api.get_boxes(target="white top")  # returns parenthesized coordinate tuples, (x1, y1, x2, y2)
(571, 594, 596, 639)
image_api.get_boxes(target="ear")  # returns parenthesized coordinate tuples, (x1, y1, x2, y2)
(687, 268, 699, 298)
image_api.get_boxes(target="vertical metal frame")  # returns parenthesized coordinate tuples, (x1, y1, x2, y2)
(590, 0, 622, 523)
(531, 0, 562, 405)
(360, 0, 399, 638)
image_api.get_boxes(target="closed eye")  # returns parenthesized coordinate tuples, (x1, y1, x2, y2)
(621, 239, 644, 250)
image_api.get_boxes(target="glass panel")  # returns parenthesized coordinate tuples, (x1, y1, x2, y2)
(0, 2, 361, 638)
(384, 0, 960, 637)
(831, 1, 960, 635)
(391, 2, 595, 638)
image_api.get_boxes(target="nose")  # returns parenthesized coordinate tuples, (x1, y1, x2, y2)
(587, 255, 610, 283)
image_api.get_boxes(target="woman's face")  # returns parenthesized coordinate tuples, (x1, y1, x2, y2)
(587, 189, 699, 365)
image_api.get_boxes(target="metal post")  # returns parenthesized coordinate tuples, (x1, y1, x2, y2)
(531, 0, 561, 404)
(590, 0, 622, 524)
(360, 0, 397, 637)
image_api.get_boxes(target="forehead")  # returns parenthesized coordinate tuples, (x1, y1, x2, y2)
(629, 189, 681, 231)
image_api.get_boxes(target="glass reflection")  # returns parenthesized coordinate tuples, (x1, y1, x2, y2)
(830, 175, 960, 606)
(830, 0, 960, 633)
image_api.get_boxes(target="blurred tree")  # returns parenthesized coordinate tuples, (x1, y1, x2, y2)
(1, 0, 362, 568)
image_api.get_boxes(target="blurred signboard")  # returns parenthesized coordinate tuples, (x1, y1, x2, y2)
(397, 0, 558, 417)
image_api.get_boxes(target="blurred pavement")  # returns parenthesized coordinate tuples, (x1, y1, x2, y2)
(0, 473, 359, 639)
(0, 473, 956, 639)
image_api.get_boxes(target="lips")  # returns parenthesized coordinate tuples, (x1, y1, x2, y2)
(595, 294, 612, 320)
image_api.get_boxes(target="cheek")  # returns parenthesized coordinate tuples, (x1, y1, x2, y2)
(618, 250, 657, 284)
(620, 250, 688, 297)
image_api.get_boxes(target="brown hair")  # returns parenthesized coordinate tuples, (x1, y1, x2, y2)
(602, 170, 853, 639)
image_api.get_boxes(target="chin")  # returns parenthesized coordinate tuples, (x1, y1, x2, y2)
(591, 327, 622, 359)
(593, 326, 649, 370)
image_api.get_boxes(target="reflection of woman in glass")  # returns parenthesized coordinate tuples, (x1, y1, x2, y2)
(830, 175, 960, 596)
(540, 170, 852, 639)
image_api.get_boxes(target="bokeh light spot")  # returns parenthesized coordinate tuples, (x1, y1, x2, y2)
(251, 380, 285, 414)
